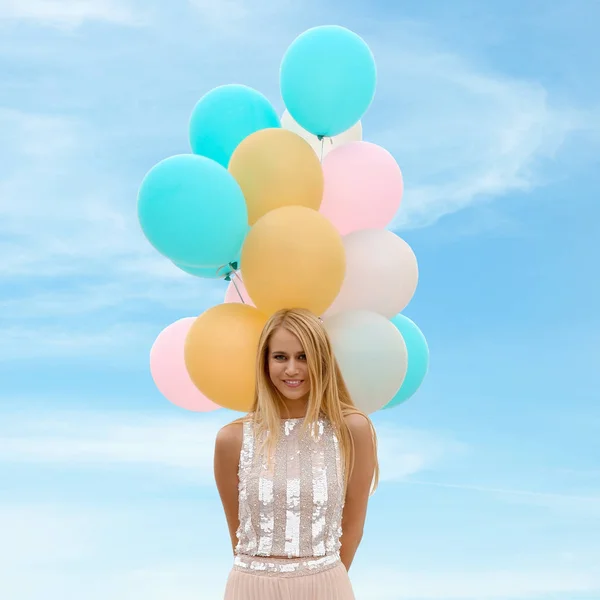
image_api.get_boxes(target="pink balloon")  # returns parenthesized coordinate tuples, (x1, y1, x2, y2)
(224, 276, 255, 306)
(150, 318, 221, 412)
(320, 141, 403, 235)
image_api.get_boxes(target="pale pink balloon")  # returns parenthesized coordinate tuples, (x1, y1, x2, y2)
(320, 141, 403, 235)
(150, 318, 221, 412)
(224, 276, 255, 306)
(323, 229, 418, 319)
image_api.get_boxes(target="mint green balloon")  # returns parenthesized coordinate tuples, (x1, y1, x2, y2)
(383, 314, 429, 409)
(138, 154, 248, 267)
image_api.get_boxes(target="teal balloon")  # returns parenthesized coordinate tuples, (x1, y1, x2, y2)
(383, 314, 429, 409)
(138, 154, 248, 267)
(280, 26, 376, 137)
(189, 84, 281, 167)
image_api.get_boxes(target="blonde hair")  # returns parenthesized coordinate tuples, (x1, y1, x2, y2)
(245, 308, 379, 496)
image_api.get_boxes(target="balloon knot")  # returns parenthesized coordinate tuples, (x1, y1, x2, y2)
(224, 261, 238, 281)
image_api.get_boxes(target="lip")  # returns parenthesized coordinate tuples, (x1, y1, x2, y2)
(283, 380, 303, 388)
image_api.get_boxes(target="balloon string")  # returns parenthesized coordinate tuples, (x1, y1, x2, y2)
(320, 137, 325, 163)
(230, 271, 246, 304)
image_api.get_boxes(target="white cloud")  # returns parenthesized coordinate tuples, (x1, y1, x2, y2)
(0, 506, 597, 600)
(0, 410, 451, 484)
(0, 411, 229, 481)
(0, 412, 598, 600)
(0, 322, 158, 360)
(187, 0, 249, 24)
(374, 422, 466, 482)
(366, 37, 582, 230)
(0, 108, 226, 346)
(351, 566, 599, 599)
(0, 505, 93, 568)
(0, 109, 144, 274)
(0, 503, 235, 599)
(0, 0, 145, 28)
(398, 478, 600, 519)
(187, 0, 299, 37)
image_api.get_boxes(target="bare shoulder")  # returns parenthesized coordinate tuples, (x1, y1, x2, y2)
(215, 419, 244, 455)
(343, 412, 372, 436)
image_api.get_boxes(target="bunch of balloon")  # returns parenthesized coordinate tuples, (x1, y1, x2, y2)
(225, 26, 429, 415)
(140, 25, 429, 416)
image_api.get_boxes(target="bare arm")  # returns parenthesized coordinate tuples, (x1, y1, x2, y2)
(339, 413, 376, 571)
(214, 422, 243, 555)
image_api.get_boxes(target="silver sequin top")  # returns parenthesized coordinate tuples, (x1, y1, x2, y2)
(236, 415, 345, 559)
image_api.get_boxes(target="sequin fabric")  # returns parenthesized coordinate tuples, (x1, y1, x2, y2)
(235, 415, 345, 577)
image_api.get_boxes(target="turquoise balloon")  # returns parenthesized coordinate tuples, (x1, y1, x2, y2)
(384, 314, 429, 409)
(138, 154, 248, 267)
(280, 26, 376, 137)
(189, 84, 281, 167)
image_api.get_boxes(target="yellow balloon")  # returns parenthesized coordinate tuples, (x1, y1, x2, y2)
(229, 128, 324, 225)
(241, 206, 346, 316)
(184, 303, 268, 412)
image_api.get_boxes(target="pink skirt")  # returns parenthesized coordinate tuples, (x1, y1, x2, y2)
(223, 558, 355, 600)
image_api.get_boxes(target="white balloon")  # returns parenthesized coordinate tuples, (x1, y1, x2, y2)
(281, 110, 362, 160)
(324, 310, 408, 414)
(324, 229, 418, 319)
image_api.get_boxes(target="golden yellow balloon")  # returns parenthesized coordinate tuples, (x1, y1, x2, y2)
(184, 303, 268, 412)
(241, 206, 346, 316)
(229, 128, 324, 225)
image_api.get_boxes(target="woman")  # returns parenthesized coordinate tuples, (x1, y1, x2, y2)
(214, 308, 379, 599)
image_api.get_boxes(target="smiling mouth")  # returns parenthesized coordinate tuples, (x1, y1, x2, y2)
(283, 380, 303, 388)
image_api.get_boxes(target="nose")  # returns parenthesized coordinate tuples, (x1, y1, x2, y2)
(284, 359, 299, 376)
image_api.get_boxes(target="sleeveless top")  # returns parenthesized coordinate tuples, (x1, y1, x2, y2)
(234, 415, 345, 576)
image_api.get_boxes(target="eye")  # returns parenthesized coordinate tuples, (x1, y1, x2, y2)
(273, 354, 286, 361)
(298, 354, 306, 361)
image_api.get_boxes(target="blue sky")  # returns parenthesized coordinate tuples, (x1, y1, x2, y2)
(1, 1, 599, 599)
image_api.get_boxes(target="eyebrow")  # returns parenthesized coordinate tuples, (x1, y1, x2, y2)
(270, 350, 304, 354)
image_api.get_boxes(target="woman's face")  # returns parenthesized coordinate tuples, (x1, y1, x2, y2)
(268, 327, 310, 401)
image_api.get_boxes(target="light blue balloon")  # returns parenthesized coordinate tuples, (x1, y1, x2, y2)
(280, 25, 376, 137)
(189, 84, 281, 167)
(138, 154, 248, 267)
(383, 314, 429, 409)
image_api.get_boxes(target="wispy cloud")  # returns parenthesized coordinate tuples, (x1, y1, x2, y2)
(0, 322, 158, 360)
(1, 501, 597, 600)
(187, 0, 249, 26)
(0, 109, 143, 275)
(0, 0, 146, 28)
(374, 421, 467, 482)
(366, 30, 584, 229)
(399, 478, 600, 518)
(0, 410, 454, 484)
(351, 565, 599, 599)
(0, 411, 228, 481)
(0, 108, 225, 352)
(0, 504, 94, 567)
(0, 503, 235, 599)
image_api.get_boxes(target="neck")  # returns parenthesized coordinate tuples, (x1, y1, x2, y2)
(279, 396, 309, 420)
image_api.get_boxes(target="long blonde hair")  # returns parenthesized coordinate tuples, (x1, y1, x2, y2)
(246, 308, 379, 496)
